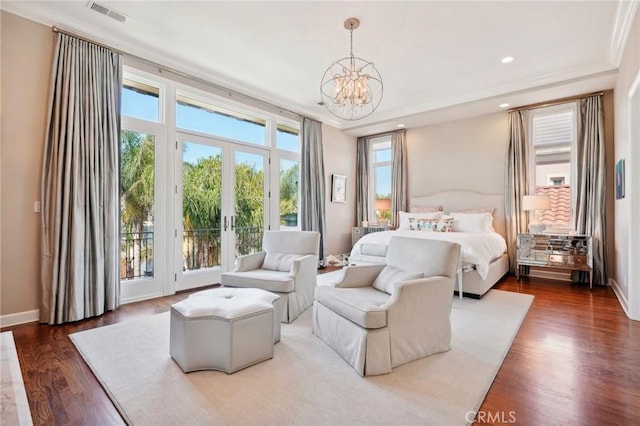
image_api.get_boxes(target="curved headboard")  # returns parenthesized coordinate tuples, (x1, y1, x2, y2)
(409, 191, 506, 239)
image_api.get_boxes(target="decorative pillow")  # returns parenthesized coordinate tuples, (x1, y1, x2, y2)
(409, 205, 443, 213)
(409, 217, 453, 232)
(449, 208, 496, 231)
(398, 211, 442, 230)
(372, 265, 423, 294)
(360, 243, 388, 257)
(450, 212, 494, 233)
(262, 253, 300, 272)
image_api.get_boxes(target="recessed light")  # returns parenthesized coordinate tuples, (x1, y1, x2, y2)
(499, 103, 509, 108)
(397, 124, 405, 128)
(501, 56, 514, 64)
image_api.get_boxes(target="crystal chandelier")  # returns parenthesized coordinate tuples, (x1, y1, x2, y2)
(320, 18, 383, 121)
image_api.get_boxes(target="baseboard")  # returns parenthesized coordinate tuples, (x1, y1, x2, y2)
(0, 309, 39, 329)
(610, 278, 632, 319)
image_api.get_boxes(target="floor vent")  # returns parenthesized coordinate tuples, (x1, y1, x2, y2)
(87, 2, 127, 23)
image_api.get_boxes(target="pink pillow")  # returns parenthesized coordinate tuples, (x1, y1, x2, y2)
(409, 205, 443, 213)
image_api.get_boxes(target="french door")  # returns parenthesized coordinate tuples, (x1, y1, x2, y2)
(175, 131, 269, 291)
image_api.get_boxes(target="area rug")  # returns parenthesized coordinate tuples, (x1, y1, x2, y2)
(1, 331, 33, 425)
(70, 289, 534, 425)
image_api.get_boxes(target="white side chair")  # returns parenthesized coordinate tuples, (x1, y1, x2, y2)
(221, 230, 320, 323)
(313, 236, 461, 376)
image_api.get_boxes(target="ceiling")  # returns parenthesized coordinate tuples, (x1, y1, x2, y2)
(2, 1, 636, 136)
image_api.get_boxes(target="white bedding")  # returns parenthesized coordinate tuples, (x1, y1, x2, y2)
(350, 230, 507, 280)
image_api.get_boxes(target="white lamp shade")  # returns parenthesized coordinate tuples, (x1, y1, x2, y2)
(522, 195, 551, 211)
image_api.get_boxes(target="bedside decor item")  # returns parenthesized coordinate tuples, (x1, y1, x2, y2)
(522, 194, 551, 234)
(320, 18, 383, 121)
(615, 158, 625, 199)
(331, 174, 347, 203)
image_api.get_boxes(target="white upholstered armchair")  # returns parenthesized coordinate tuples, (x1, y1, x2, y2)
(221, 230, 320, 323)
(312, 236, 461, 376)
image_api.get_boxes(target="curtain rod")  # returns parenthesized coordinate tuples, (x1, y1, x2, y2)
(51, 26, 302, 120)
(508, 91, 605, 113)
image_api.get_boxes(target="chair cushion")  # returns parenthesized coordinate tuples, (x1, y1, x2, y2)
(262, 252, 300, 272)
(315, 285, 389, 329)
(221, 270, 295, 293)
(372, 265, 423, 294)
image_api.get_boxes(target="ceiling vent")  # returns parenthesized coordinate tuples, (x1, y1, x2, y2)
(87, 2, 127, 23)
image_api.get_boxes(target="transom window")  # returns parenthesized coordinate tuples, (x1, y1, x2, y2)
(122, 78, 160, 122)
(176, 94, 266, 145)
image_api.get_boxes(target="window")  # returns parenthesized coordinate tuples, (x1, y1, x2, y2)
(276, 123, 300, 152)
(529, 103, 576, 230)
(176, 94, 266, 145)
(279, 159, 299, 228)
(371, 137, 392, 222)
(122, 78, 160, 122)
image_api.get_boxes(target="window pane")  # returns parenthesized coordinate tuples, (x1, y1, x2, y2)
(277, 124, 300, 152)
(532, 108, 574, 228)
(182, 142, 222, 271)
(120, 130, 155, 281)
(280, 159, 299, 228)
(374, 148, 392, 162)
(176, 95, 266, 145)
(122, 79, 159, 122)
(235, 151, 265, 255)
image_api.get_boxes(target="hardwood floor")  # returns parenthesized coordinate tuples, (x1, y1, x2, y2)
(2, 277, 639, 425)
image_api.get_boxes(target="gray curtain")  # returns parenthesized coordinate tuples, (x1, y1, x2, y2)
(505, 110, 530, 273)
(575, 95, 607, 285)
(390, 130, 408, 228)
(40, 34, 122, 324)
(300, 117, 327, 264)
(355, 136, 371, 225)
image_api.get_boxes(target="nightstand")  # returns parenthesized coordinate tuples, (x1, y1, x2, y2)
(516, 233, 593, 288)
(352, 226, 386, 247)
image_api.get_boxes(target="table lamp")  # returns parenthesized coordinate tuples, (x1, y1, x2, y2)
(522, 195, 551, 234)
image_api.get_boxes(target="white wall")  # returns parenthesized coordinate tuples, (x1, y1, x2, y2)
(322, 124, 357, 256)
(613, 7, 640, 320)
(406, 112, 509, 198)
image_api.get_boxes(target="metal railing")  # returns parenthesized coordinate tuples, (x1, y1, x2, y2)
(121, 231, 154, 280)
(121, 226, 265, 279)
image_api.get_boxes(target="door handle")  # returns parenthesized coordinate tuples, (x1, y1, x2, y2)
(223, 216, 228, 231)
(230, 216, 235, 231)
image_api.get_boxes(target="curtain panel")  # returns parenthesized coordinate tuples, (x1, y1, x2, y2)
(355, 137, 370, 225)
(390, 130, 408, 228)
(300, 117, 327, 264)
(504, 110, 530, 273)
(40, 34, 122, 324)
(575, 95, 608, 284)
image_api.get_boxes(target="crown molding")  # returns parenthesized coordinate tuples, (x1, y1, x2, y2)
(609, 0, 640, 66)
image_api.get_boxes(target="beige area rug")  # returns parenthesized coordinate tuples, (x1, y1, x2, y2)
(1, 332, 33, 426)
(70, 290, 533, 426)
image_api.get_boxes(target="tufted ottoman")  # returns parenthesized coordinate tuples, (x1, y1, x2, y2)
(170, 287, 281, 374)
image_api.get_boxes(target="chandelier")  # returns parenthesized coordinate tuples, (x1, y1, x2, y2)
(320, 18, 383, 121)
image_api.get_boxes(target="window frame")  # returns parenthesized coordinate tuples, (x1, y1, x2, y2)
(369, 136, 393, 222)
(527, 102, 578, 232)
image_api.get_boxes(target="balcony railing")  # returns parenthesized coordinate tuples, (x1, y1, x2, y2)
(121, 231, 154, 280)
(122, 227, 265, 280)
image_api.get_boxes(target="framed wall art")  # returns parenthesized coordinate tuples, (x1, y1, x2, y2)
(331, 174, 347, 203)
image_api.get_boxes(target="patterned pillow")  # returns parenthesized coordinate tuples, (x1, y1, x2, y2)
(409, 217, 453, 232)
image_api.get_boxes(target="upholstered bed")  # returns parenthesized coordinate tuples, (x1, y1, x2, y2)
(349, 191, 509, 298)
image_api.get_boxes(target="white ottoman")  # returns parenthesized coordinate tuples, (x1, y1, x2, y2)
(170, 287, 281, 374)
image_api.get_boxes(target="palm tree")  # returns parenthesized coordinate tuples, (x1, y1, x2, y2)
(120, 130, 154, 278)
